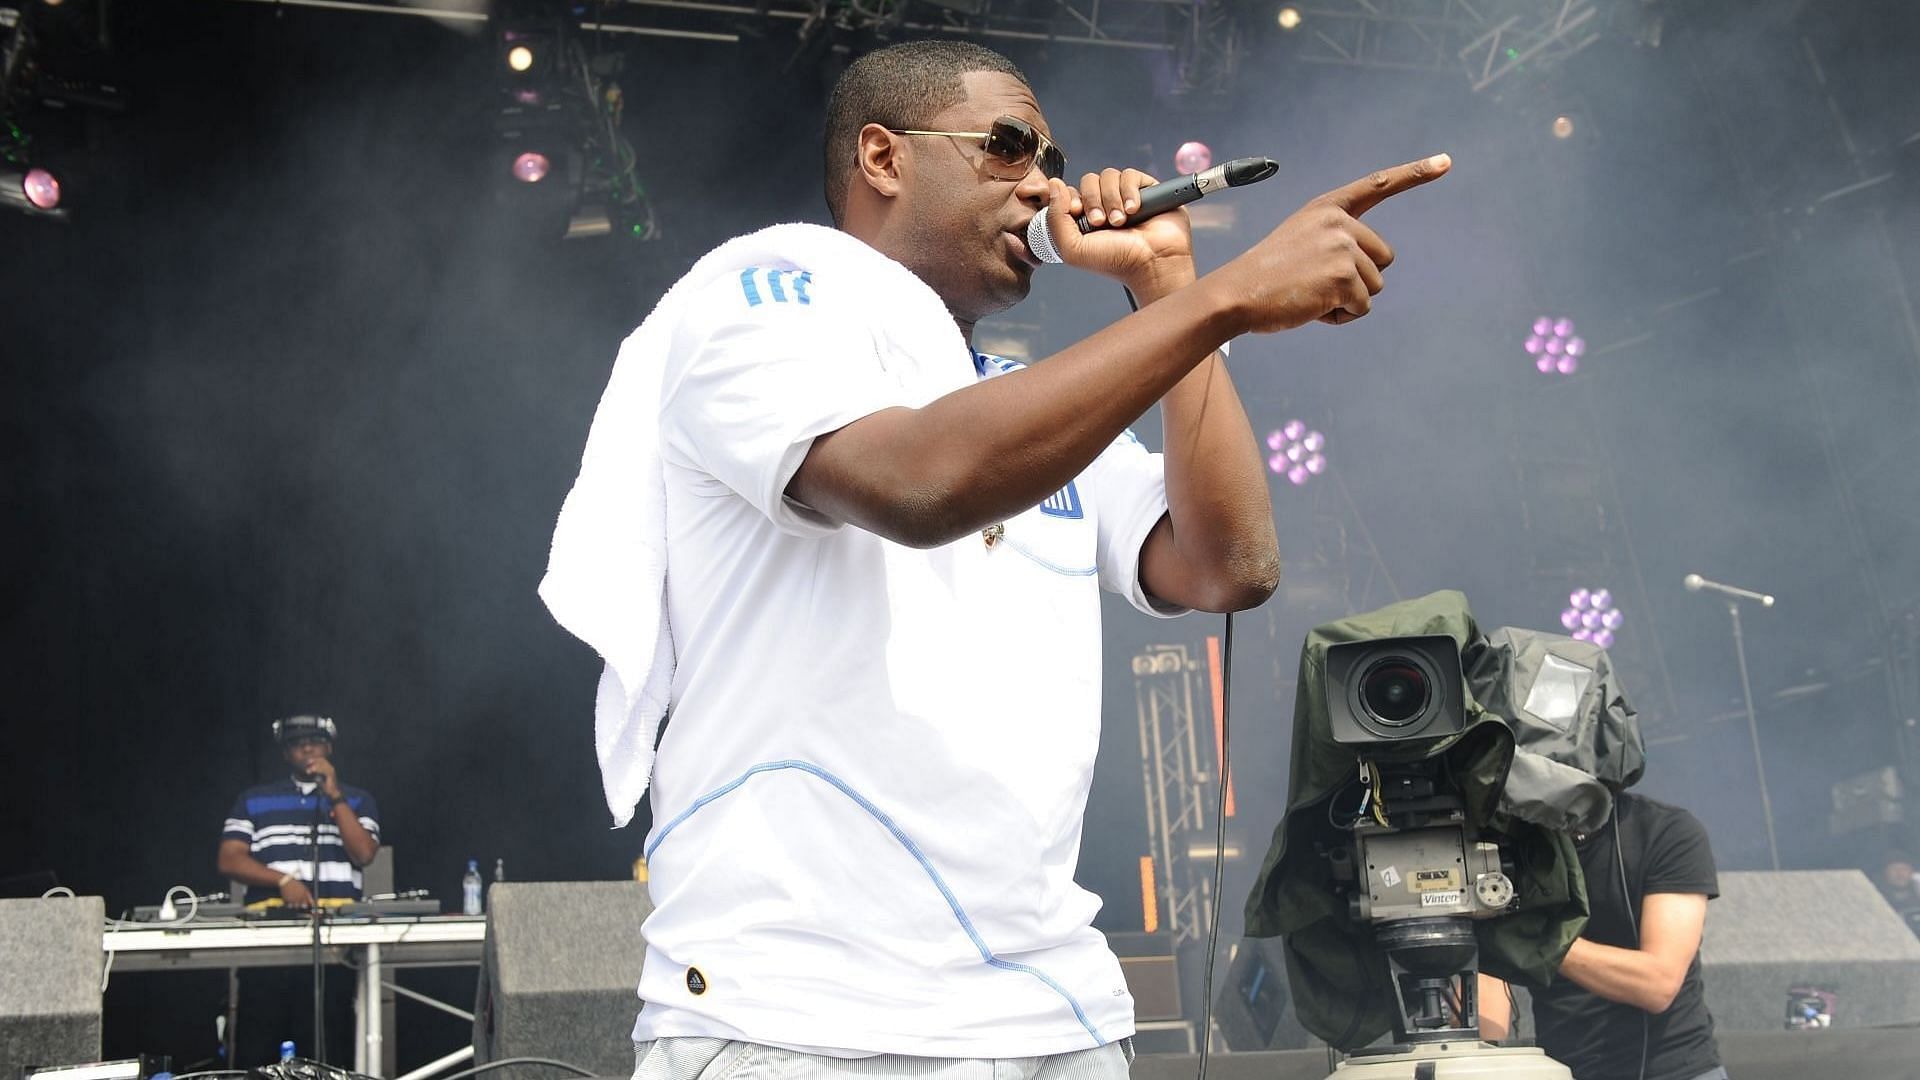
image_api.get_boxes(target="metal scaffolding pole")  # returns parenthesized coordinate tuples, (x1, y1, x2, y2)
(1134, 643, 1218, 946)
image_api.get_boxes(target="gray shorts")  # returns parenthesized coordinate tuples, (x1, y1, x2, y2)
(631, 1037, 1133, 1080)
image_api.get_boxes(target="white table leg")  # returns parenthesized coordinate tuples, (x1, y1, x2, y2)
(361, 941, 384, 1076)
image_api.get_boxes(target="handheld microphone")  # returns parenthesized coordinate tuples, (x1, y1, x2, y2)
(1026, 155, 1279, 265)
(1683, 573, 1775, 608)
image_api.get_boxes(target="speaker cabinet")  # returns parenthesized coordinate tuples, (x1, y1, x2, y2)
(473, 882, 652, 1079)
(1700, 870, 1920, 1031)
(0, 897, 104, 1078)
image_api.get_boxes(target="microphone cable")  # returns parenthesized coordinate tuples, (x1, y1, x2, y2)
(1196, 611, 1233, 1077)
(1118, 282, 1236, 1073)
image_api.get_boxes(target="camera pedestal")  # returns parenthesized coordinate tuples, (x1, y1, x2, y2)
(1327, 1041, 1572, 1079)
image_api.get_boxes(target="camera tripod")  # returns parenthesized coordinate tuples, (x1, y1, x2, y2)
(1322, 916, 1570, 1080)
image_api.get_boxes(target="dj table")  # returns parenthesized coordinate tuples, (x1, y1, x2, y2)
(103, 916, 486, 1078)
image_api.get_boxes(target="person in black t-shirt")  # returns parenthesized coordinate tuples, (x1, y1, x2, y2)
(1877, 852, 1920, 935)
(1479, 791, 1726, 1080)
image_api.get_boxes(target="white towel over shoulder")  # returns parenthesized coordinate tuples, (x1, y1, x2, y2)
(537, 223, 966, 827)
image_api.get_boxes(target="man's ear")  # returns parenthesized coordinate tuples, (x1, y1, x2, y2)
(856, 122, 905, 200)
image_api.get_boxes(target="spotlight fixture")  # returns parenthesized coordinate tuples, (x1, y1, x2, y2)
(1265, 420, 1327, 487)
(1524, 316, 1585, 375)
(497, 26, 555, 85)
(1552, 115, 1575, 139)
(23, 166, 61, 209)
(0, 165, 68, 219)
(1560, 587, 1624, 649)
(511, 151, 550, 183)
(1277, 5, 1302, 30)
(1173, 141, 1212, 175)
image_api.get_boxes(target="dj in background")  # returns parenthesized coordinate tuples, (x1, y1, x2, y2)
(217, 715, 381, 907)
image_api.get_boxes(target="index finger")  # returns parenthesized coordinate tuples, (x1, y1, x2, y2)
(1324, 153, 1451, 218)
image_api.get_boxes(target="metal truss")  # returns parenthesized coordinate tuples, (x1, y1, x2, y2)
(216, 0, 1242, 93)
(606, 0, 1241, 92)
(1501, 375, 1680, 732)
(1287, 0, 1602, 92)
(1133, 642, 1218, 946)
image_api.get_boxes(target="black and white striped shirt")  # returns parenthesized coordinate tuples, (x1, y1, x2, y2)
(222, 778, 381, 903)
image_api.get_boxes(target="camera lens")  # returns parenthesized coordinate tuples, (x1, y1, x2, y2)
(1360, 661, 1429, 725)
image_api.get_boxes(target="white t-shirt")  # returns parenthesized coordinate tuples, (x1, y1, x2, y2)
(631, 262, 1183, 1057)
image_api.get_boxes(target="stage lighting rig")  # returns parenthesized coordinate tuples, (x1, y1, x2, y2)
(486, 6, 654, 240)
(0, 0, 118, 221)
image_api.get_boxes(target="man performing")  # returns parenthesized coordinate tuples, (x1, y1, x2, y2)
(1480, 788, 1726, 1080)
(541, 40, 1448, 1074)
(219, 714, 381, 908)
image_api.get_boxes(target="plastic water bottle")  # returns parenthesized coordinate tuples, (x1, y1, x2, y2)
(279, 1040, 296, 1062)
(462, 859, 483, 915)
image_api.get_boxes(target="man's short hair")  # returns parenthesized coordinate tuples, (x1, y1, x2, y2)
(822, 40, 1029, 226)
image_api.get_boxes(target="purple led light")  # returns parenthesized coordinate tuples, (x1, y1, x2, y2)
(1265, 420, 1327, 486)
(1526, 315, 1585, 376)
(1559, 585, 1623, 649)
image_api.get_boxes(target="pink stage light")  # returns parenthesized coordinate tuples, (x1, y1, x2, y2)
(1561, 586, 1623, 649)
(1265, 420, 1327, 487)
(1526, 315, 1585, 375)
(511, 152, 551, 183)
(1174, 141, 1213, 175)
(22, 168, 60, 210)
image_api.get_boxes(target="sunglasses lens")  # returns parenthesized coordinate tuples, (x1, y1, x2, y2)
(1039, 145, 1066, 181)
(983, 118, 1038, 175)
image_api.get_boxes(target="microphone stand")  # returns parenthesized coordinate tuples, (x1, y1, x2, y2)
(309, 789, 327, 1063)
(1722, 599, 1782, 871)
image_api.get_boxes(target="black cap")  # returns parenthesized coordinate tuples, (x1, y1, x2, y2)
(272, 714, 338, 745)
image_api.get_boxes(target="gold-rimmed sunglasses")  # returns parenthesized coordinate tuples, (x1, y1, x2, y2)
(887, 115, 1068, 182)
